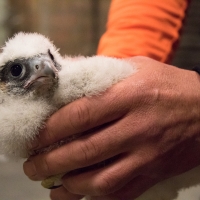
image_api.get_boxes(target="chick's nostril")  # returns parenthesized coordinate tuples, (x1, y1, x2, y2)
(35, 65, 39, 70)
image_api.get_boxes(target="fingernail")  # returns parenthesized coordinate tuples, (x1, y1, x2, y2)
(23, 160, 40, 180)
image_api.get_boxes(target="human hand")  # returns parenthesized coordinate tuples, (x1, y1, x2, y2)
(23, 56, 200, 199)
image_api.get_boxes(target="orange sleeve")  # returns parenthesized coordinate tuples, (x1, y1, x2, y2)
(97, 0, 189, 63)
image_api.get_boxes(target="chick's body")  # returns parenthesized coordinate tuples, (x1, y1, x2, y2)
(0, 32, 135, 158)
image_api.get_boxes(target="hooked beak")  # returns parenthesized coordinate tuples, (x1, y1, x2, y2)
(24, 57, 58, 89)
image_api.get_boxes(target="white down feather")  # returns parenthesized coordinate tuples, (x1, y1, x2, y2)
(0, 56, 135, 158)
(0, 33, 135, 158)
(0, 32, 62, 68)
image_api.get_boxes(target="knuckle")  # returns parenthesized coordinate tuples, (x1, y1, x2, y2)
(62, 176, 77, 193)
(131, 79, 159, 107)
(68, 100, 91, 131)
(35, 154, 53, 178)
(43, 126, 56, 144)
(94, 174, 116, 195)
(79, 141, 91, 162)
(38, 122, 59, 147)
(78, 138, 102, 163)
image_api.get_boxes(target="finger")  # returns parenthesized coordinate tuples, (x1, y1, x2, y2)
(61, 153, 144, 196)
(24, 115, 139, 180)
(109, 175, 158, 200)
(90, 175, 157, 200)
(24, 104, 156, 181)
(50, 186, 84, 200)
(30, 78, 133, 150)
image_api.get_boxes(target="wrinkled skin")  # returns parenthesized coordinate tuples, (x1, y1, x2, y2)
(23, 56, 200, 200)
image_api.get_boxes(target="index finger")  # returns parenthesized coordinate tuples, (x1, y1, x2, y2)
(30, 79, 133, 150)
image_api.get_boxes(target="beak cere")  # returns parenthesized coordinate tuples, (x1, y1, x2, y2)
(24, 59, 58, 89)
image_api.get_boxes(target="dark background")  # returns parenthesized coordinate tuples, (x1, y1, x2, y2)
(0, 0, 110, 56)
(172, 0, 200, 69)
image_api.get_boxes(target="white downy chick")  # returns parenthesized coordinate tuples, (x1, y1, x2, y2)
(0, 32, 135, 159)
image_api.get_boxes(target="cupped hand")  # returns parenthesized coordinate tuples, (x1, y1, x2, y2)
(23, 56, 200, 199)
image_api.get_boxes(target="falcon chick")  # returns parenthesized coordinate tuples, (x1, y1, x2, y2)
(1, 33, 200, 200)
(0, 32, 135, 159)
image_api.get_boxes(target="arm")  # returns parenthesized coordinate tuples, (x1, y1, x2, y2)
(97, 0, 188, 62)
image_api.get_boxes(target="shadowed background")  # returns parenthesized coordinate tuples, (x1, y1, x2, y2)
(0, 0, 110, 56)
(0, 0, 200, 199)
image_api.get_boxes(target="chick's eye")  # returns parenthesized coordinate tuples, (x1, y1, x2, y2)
(10, 64, 23, 77)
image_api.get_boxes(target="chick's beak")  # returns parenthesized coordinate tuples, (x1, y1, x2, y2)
(24, 58, 58, 89)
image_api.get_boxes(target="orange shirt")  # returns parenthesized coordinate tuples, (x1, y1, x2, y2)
(97, 0, 189, 63)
